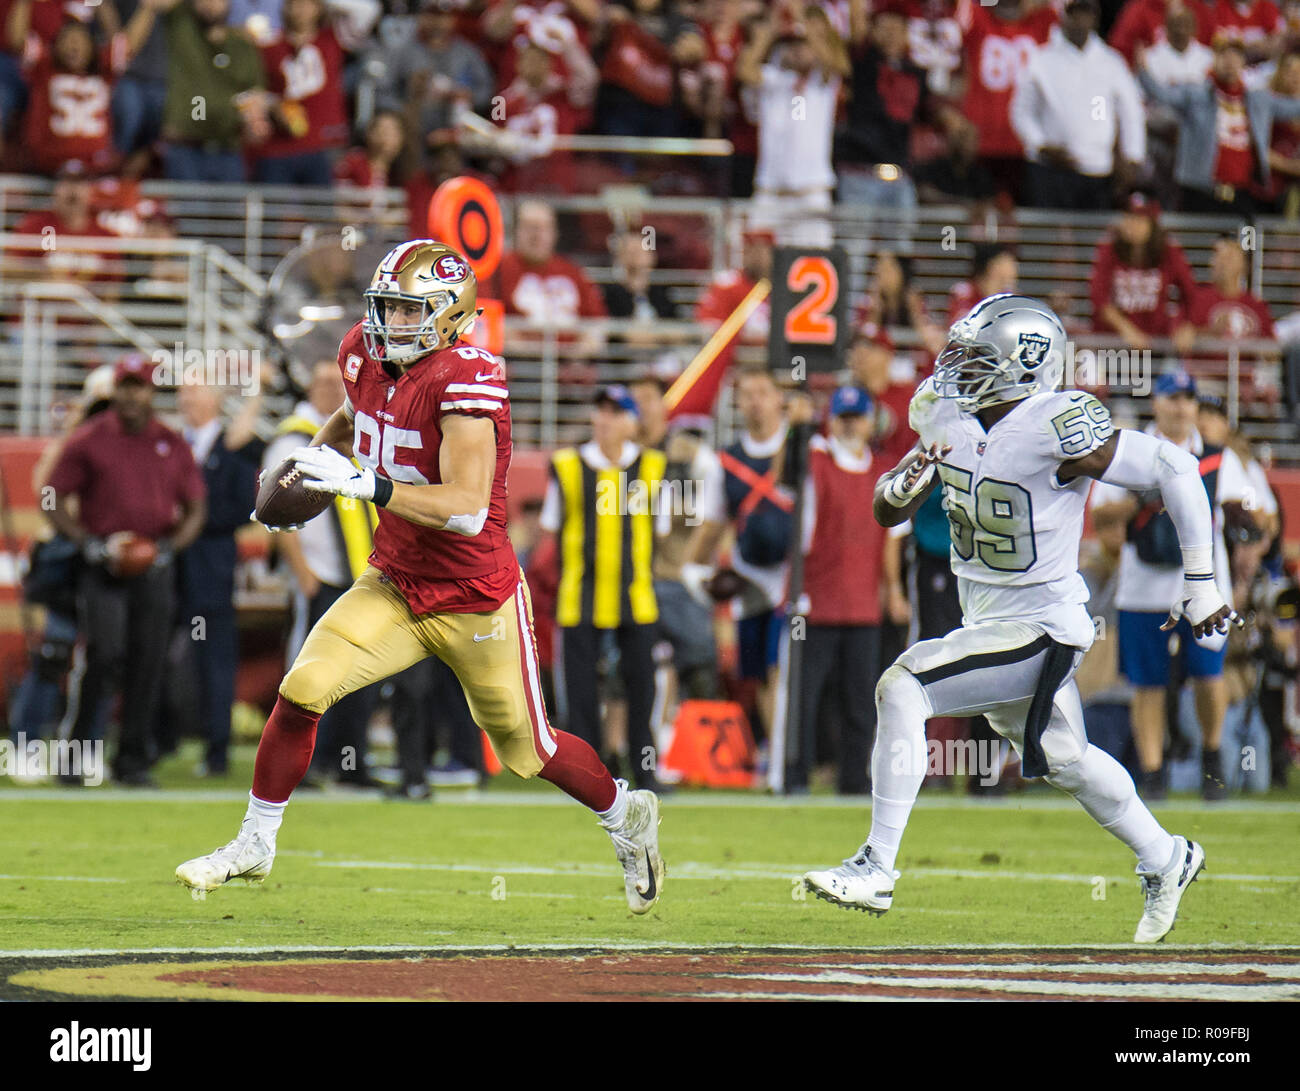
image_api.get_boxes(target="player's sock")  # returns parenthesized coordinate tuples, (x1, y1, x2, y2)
(250, 695, 322, 805)
(244, 792, 286, 845)
(596, 781, 630, 830)
(539, 730, 619, 813)
(865, 665, 932, 874)
(1047, 745, 1175, 873)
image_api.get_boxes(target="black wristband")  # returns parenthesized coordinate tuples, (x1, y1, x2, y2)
(371, 475, 394, 508)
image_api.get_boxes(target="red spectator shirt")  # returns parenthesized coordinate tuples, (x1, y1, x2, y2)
(956, 0, 1057, 158)
(1189, 0, 1283, 46)
(1090, 239, 1198, 336)
(686, 20, 756, 156)
(496, 252, 607, 323)
(1186, 284, 1274, 337)
(0, 0, 92, 51)
(803, 435, 887, 626)
(336, 321, 520, 614)
(481, 1, 594, 90)
(333, 148, 388, 188)
(868, 379, 920, 470)
(1257, 114, 1300, 202)
(259, 26, 348, 157)
(11, 209, 121, 281)
(21, 35, 127, 175)
(947, 279, 982, 324)
(1109, 0, 1173, 63)
(600, 18, 675, 107)
(497, 75, 590, 192)
(695, 268, 770, 370)
(46, 410, 205, 540)
(1211, 75, 1254, 186)
(900, 0, 963, 91)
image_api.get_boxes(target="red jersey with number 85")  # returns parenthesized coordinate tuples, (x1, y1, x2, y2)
(336, 322, 518, 615)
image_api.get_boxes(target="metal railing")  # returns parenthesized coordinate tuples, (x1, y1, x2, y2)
(0, 187, 1295, 462)
(0, 233, 277, 434)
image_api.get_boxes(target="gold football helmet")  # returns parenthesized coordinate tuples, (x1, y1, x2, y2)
(363, 240, 480, 363)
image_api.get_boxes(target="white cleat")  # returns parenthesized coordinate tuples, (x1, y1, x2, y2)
(604, 787, 664, 915)
(176, 820, 275, 897)
(1134, 835, 1205, 943)
(803, 843, 898, 916)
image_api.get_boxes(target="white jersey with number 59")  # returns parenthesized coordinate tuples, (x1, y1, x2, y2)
(909, 378, 1114, 647)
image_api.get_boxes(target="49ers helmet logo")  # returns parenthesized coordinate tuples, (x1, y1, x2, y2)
(434, 254, 470, 282)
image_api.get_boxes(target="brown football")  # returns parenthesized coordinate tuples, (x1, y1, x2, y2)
(108, 534, 157, 579)
(254, 456, 334, 529)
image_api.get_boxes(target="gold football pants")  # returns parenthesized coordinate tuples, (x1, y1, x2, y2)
(280, 567, 557, 777)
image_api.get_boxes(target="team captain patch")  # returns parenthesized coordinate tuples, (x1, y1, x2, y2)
(344, 354, 362, 382)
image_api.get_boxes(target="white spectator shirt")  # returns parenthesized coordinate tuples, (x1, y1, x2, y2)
(753, 63, 840, 192)
(1143, 38, 1214, 87)
(1087, 425, 1250, 613)
(1010, 28, 1146, 176)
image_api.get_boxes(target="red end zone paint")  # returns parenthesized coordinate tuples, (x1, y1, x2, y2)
(8, 948, 1300, 1003)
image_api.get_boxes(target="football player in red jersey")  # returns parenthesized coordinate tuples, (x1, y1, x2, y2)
(176, 240, 665, 914)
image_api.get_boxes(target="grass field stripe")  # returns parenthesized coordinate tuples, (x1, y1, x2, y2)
(4, 943, 1298, 960)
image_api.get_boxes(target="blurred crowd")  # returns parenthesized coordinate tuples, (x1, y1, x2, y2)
(5, 0, 1300, 218)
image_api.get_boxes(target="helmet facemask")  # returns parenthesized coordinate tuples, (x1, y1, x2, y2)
(362, 240, 479, 365)
(363, 288, 462, 364)
(935, 336, 1041, 413)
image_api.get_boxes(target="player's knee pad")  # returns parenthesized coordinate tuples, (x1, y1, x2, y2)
(876, 664, 928, 734)
(1045, 746, 1129, 809)
(278, 660, 338, 715)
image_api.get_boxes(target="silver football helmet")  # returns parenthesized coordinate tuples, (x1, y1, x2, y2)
(934, 294, 1067, 414)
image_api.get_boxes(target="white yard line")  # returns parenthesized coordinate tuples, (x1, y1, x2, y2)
(0, 873, 126, 883)
(310, 857, 1300, 884)
(2, 941, 1297, 959)
(0, 788, 1296, 814)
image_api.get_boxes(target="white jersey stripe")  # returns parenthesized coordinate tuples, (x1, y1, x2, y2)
(444, 383, 508, 398)
(440, 399, 506, 411)
(516, 584, 556, 758)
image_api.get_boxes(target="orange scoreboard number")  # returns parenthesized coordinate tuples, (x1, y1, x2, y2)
(427, 176, 504, 356)
(769, 246, 849, 374)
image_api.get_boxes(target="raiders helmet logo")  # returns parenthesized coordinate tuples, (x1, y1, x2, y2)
(434, 254, 469, 281)
(1018, 332, 1051, 367)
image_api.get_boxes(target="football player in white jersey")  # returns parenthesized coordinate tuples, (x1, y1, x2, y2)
(802, 294, 1241, 943)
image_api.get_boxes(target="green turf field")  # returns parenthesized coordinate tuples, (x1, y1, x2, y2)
(2, 744, 1297, 952)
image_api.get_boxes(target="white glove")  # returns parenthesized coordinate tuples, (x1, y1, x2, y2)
(1162, 572, 1242, 652)
(292, 445, 376, 502)
(882, 443, 951, 508)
